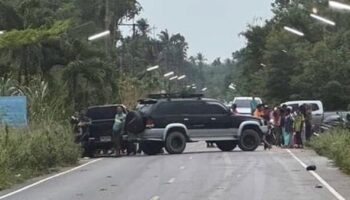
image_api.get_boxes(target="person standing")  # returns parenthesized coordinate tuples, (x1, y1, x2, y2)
(293, 108, 305, 148)
(231, 104, 238, 115)
(112, 106, 126, 157)
(304, 104, 313, 141)
(272, 108, 282, 147)
(250, 96, 259, 115)
(252, 104, 271, 150)
(254, 104, 265, 119)
(283, 108, 293, 148)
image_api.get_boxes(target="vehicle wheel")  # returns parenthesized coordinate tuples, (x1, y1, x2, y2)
(216, 141, 237, 151)
(82, 145, 94, 158)
(140, 142, 163, 155)
(238, 129, 261, 151)
(125, 111, 145, 134)
(165, 131, 186, 154)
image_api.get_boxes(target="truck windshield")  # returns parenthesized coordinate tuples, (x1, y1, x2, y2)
(234, 100, 252, 108)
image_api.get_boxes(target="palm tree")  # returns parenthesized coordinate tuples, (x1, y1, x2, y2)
(137, 18, 150, 37)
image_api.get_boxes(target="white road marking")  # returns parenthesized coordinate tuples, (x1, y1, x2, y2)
(167, 178, 176, 184)
(189, 156, 193, 160)
(0, 158, 103, 200)
(150, 195, 160, 200)
(286, 149, 345, 200)
(179, 166, 185, 170)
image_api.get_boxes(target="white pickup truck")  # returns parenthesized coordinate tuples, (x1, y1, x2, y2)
(281, 100, 324, 131)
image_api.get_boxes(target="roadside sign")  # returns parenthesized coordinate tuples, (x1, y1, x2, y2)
(0, 96, 28, 127)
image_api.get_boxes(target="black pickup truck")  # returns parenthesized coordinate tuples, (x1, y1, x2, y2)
(123, 94, 268, 155)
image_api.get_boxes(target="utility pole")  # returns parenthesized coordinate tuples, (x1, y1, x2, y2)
(105, 0, 110, 56)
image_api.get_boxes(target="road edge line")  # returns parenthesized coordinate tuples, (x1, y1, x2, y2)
(0, 158, 103, 200)
(285, 149, 345, 200)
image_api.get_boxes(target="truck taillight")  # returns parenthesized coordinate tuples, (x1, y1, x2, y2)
(146, 119, 155, 128)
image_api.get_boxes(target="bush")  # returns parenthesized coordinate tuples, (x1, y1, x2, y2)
(0, 121, 80, 190)
(309, 129, 350, 175)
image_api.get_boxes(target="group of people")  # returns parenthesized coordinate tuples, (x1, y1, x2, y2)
(230, 100, 313, 149)
(256, 104, 312, 149)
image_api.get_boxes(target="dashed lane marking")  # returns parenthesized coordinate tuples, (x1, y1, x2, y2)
(150, 195, 160, 200)
(179, 166, 185, 170)
(167, 178, 176, 184)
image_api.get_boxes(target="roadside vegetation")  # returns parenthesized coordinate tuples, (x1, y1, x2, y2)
(310, 129, 350, 175)
(229, 0, 350, 110)
(0, 122, 80, 190)
(0, 78, 80, 190)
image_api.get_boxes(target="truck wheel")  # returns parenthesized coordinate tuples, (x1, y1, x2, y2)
(82, 145, 94, 158)
(165, 131, 186, 154)
(216, 141, 237, 151)
(238, 129, 261, 151)
(140, 142, 163, 155)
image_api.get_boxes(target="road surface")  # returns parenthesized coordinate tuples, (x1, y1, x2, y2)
(1, 142, 350, 200)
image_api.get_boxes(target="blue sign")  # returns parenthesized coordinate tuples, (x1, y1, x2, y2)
(0, 96, 28, 127)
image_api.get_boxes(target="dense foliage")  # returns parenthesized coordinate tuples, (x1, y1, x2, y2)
(0, 0, 203, 112)
(230, 0, 350, 110)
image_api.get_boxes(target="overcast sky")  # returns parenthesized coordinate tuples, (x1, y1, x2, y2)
(124, 0, 274, 62)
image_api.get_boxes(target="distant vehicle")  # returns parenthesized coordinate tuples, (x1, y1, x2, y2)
(281, 100, 324, 132)
(232, 97, 263, 115)
(125, 93, 268, 155)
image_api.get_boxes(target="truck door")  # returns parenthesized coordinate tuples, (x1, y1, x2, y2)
(310, 102, 323, 130)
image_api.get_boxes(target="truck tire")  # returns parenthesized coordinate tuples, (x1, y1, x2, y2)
(125, 111, 145, 134)
(82, 144, 94, 158)
(238, 129, 261, 151)
(140, 142, 163, 155)
(165, 131, 186, 154)
(216, 141, 237, 151)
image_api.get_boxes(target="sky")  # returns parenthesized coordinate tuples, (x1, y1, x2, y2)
(123, 0, 275, 62)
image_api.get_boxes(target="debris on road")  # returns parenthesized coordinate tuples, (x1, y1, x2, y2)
(306, 165, 317, 171)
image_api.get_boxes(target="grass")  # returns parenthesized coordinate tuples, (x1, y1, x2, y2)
(309, 129, 350, 175)
(0, 120, 80, 190)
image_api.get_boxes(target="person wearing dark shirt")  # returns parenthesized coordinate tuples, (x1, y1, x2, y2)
(231, 104, 238, 115)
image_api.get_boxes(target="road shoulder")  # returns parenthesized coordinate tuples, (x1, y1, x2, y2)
(288, 148, 350, 199)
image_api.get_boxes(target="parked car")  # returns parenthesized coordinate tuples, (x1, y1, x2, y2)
(232, 97, 263, 115)
(320, 112, 350, 132)
(320, 114, 345, 132)
(78, 104, 128, 157)
(281, 100, 324, 132)
(124, 93, 268, 155)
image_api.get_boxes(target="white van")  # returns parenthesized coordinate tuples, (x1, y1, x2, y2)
(281, 100, 324, 130)
(232, 97, 263, 115)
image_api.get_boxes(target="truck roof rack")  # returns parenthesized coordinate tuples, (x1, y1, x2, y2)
(148, 93, 204, 100)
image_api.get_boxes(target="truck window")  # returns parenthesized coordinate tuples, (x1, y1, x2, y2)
(182, 101, 205, 115)
(154, 102, 182, 115)
(311, 103, 320, 111)
(206, 102, 228, 115)
(288, 104, 299, 112)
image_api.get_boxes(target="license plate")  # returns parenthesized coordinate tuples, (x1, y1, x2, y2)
(100, 136, 112, 142)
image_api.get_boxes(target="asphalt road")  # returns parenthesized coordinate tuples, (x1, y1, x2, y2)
(1, 143, 350, 200)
